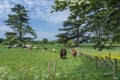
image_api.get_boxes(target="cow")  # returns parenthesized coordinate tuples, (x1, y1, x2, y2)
(60, 48, 67, 59)
(8, 44, 19, 49)
(52, 48, 56, 53)
(71, 48, 77, 57)
(24, 44, 32, 49)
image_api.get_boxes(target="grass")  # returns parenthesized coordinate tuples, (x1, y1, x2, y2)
(78, 44, 120, 59)
(0, 43, 120, 80)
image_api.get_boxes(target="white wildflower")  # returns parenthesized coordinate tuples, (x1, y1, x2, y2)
(34, 75, 39, 80)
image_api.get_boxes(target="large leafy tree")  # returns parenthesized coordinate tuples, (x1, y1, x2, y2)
(56, 33, 68, 45)
(42, 38, 48, 44)
(0, 38, 4, 43)
(5, 4, 37, 45)
(4, 32, 19, 45)
(58, 20, 89, 46)
(52, 0, 120, 50)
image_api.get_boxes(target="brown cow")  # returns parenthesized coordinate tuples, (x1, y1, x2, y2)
(71, 48, 77, 57)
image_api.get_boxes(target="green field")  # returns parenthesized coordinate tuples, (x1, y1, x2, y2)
(78, 44, 120, 59)
(0, 43, 120, 80)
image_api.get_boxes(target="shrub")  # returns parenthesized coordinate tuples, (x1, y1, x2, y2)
(42, 38, 48, 44)
(65, 40, 75, 47)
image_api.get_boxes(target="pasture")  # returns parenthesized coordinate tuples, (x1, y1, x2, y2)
(78, 44, 120, 59)
(0, 43, 120, 80)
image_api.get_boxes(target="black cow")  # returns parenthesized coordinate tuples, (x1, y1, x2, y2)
(60, 48, 67, 59)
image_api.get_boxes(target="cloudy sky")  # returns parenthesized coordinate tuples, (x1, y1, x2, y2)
(0, 0, 69, 40)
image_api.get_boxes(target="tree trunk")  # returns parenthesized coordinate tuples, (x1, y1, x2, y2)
(76, 29, 79, 46)
(19, 22, 23, 47)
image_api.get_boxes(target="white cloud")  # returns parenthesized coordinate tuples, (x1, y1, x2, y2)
(0, 25, 12, 32)
(30, 9, 69, 23)
(37, 31, 57, 40)
(28, 0, 69, 23)
(0, 0, 13, 17)
(0, 0, 69, 23)
(48, 11, 69, 23)
(24, 0, 34, 6)
(0, 0, 69, 40)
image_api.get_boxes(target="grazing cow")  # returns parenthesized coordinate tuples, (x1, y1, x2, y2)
(52, 48, 56, 53)
(8, 44, 18, 49)
(60, 48, 67, 59)
(25, 44, 32, 49)
(71, 48, 77, 57)
(33, 46, 37, 49)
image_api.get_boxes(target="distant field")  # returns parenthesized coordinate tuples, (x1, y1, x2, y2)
(78, 44, 120, 59)
(0, 43, 120, 80)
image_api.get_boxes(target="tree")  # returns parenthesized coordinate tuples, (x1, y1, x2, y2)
(5, 4, 37, 46)
(52, 0, 120, 50)
(56, 33, 68, 45)
(4, 32, 19, 45)
(0, 38, 4, 43)
(66, 40, 75, 47)
(56, 13, 91, 46)
(42, 38, 48, 44)
(59, 20, 89, 46)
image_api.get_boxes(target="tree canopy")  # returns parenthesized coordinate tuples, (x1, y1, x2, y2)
(5, 4, 37, 45)
(52, 0, 120, 50)
(42, 38, 48, 44)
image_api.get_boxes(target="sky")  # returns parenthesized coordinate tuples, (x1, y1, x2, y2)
(0, 0, 69, 40)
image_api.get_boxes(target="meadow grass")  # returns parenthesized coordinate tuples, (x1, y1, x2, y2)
(0, 43, 120, 80)
(78, 44, 120, 59)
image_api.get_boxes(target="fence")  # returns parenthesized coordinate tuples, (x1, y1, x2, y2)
(78, 52, 119, 80)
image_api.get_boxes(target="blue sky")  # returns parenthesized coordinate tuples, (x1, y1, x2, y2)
(0, 0, 69, 40)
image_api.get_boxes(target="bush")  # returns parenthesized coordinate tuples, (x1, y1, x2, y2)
(42, 38, 48, 44)
(0, 38, 4, 43)
(65, 40, 75, 47)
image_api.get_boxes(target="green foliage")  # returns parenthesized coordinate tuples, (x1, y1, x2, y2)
(3, 32, 18, 45)
(92, 37, 106, 51)
(52, 0, 120, 50)
(42, 38, 48, 44)
(58, 20, 84, 46)
(56, 33, 68, 45)
(48, 41, 56, 44)
(4, 4, 36, 45)
(0, 38, 4, 43)
(65, 40, 75, 47)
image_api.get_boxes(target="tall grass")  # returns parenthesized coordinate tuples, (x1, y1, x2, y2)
(78, 44, 120, 59)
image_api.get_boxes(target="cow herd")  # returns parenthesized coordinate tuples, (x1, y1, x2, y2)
(60, 48, 77, 59)
(7, 44, 77, 59)
(8, 44, 48, 50)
